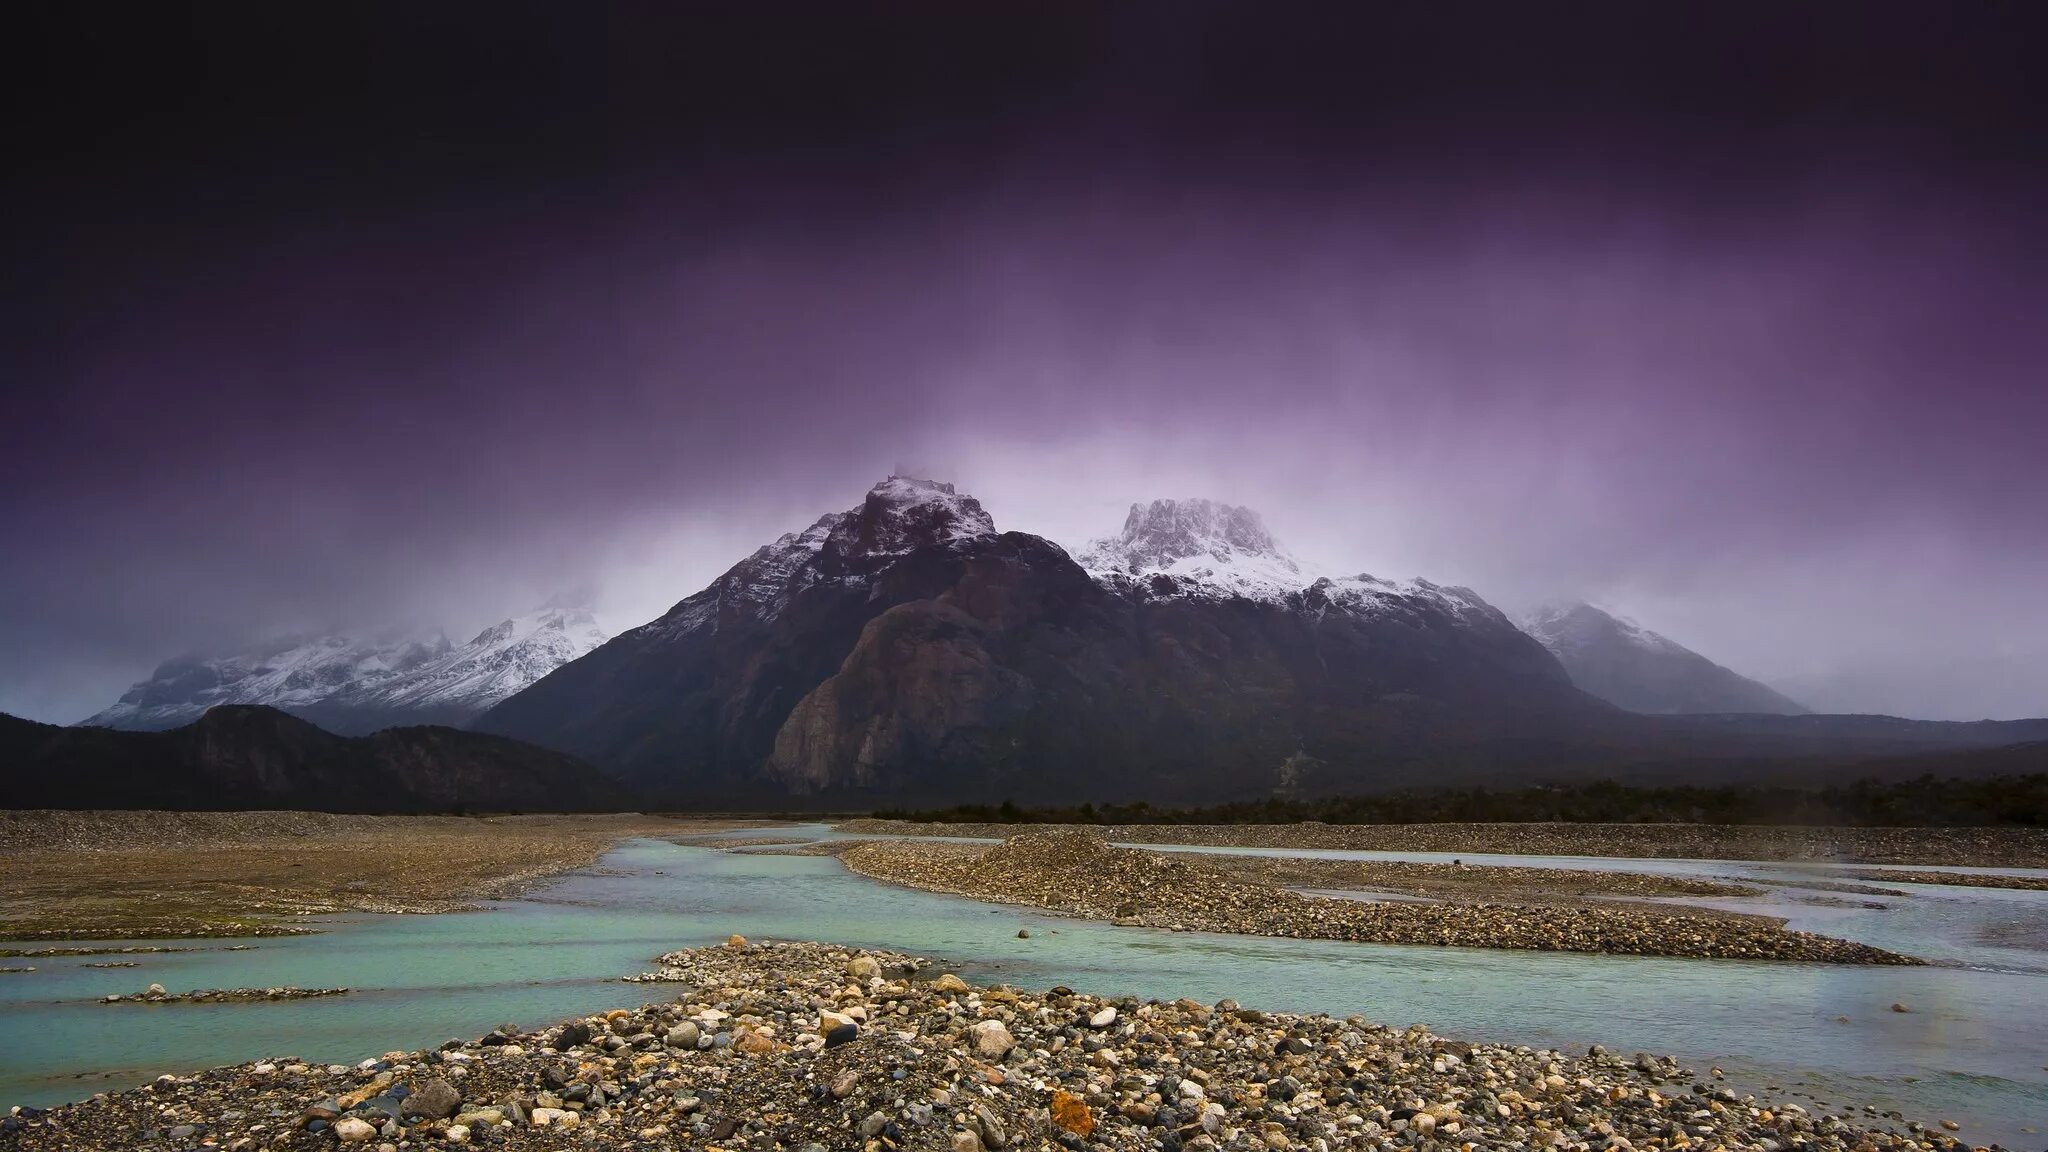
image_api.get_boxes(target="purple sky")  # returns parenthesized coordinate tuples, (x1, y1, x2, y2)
(6, 4, 2046, 722)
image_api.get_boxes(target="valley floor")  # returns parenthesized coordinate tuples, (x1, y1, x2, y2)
(0, 811, 764, 941)
(836, 818, 2048, 868)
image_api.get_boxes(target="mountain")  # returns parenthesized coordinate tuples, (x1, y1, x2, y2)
(480, 478, 1609, 805)
(1522, 602, 1809, 716)
(84, 604, 608, 735)
(1, 706, 631, 812)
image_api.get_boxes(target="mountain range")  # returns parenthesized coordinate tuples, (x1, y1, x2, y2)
(474, 477, 2048, 806)
(59, 477, 2048, 811)
(480, 478, 1596, 804)
(1, 705, 628, 812)
(84, 603, 607, 735)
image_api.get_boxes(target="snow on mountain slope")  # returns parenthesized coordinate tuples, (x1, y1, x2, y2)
(1076, 498, 1308, 601)
(1074, 498, 1505, 626)
(82, 633, 453, 730)
(1311, 574, 1509, 628)
(633, 476, 996, 644)
(854, 476, 995, 554)
(334, 606, 609, 713)
(83, 603, 607, 732)
(1522, 601, 1809, 715)
(1524, 601, 1688, 658)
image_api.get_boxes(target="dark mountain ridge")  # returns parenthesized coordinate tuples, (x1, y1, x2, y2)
(0, 706, 631, 812)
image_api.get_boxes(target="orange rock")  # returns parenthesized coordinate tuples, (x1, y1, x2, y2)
(1050, 1090, 1095, 1137)
(726, 934, 748, 948)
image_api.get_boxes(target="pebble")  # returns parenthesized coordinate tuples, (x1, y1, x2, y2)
(969, 1019, 1016, 1059)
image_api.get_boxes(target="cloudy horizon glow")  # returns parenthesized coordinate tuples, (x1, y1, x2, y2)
(6, 4, 2044, 724)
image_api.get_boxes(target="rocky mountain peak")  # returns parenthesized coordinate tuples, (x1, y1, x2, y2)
(1117, 498, 1282, 564)
(827, 476, 997, 560)
(1078, 498, 1305, 601)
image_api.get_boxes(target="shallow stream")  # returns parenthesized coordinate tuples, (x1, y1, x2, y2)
(3, 831, 2043, 1146)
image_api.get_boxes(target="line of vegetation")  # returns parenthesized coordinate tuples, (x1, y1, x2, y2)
(873, 774, 2048, 827)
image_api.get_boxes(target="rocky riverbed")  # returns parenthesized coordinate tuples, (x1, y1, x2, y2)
(837, 820, 2048, 868)
(0, 939, 1986, 1151)
(839, 833, 1919, 965)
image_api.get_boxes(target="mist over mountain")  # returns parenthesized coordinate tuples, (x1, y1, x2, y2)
(1523, 602, 1809, 716)
(1772, 653, 2048, 724)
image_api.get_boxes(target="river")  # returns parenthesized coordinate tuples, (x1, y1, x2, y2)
(3, 830, 2044, 1146)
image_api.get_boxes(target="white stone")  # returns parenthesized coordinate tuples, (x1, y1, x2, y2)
(535, 1107, 578, 1128)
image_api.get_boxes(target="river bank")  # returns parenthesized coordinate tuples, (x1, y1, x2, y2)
(0, 811, 761, 940)
(0, 938, 1986, 1152)
(837, 819, 2048, 868)
(839, 832, 1919, 964)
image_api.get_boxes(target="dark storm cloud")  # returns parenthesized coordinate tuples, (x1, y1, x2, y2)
(5, 3, 2045, 721)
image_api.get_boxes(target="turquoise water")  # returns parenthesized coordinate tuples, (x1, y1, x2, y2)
(3, 835, 2045, 1146)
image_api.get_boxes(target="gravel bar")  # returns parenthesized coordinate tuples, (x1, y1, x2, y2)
(838, 833, 1919, 965)
(0, 939, 1988, 1151)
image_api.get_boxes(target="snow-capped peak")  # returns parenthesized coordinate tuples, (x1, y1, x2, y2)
(345, 603, 608, 711)
(636, 477, 999, 642)
(81, 601, 606, 732)
(830, 475, 997, 558)
(1077, 498, 1306, 601)
(82, 630, 452, 729)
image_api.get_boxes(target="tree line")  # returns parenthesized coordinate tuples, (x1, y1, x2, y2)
(873, 773, 2048, 827)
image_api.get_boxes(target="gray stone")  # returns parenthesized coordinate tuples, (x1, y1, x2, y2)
(972, 1101, 1008, 1148)
(401, 1077, 461, 1120)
